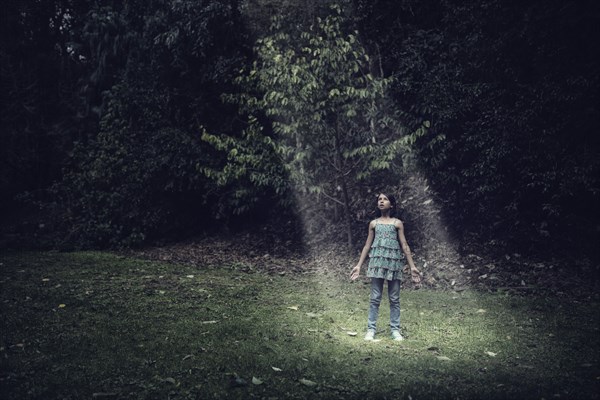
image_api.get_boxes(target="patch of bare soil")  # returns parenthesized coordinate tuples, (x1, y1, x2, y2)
(125, 232, 598, 299)
(125, 233, 312, 275)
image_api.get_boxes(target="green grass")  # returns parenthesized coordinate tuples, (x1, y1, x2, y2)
(1, 251, 598, 399)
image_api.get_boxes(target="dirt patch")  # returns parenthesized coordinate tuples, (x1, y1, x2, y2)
(125, 233, 599, 299)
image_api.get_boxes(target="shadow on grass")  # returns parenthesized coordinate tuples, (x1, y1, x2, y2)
(0, 251, 598, 399)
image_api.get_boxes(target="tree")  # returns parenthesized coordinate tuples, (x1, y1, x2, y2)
(203, 5, 427, 247)
(354, 0, 600, 256)
(45, 0, 251, 247)
(0, 0, 93, 224)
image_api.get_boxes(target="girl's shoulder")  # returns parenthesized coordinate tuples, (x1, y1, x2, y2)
(393, 218, 404, 229)
(368, 219, 378, 229)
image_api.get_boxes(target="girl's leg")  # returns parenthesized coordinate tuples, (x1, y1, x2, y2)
(388, 279, 401, 332)
(367, 278, 385, 330)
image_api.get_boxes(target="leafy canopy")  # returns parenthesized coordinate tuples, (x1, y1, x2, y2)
(203, 5, 428, 209)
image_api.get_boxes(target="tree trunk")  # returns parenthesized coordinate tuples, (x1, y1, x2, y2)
(333, 118, 353, 249)
(340, 176, 353, 248)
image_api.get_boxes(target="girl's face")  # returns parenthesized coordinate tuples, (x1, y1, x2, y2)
(377, 194, 392, 211)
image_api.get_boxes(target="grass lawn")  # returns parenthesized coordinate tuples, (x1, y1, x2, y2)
(1, 251, 598, 399)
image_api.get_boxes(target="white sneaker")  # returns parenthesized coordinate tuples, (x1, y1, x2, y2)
(391, 331, 404, 341)
(364, 329, 376, 341)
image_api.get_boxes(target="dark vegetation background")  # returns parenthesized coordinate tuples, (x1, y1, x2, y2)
(1, 0, 598, 270)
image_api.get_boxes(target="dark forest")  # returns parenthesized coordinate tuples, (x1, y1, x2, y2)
(2, 0, 598, 256)
(1, 1, 599, 399)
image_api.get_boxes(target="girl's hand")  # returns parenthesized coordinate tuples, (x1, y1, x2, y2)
(410, 266, 422, 285)
(350, 265, 361, 281)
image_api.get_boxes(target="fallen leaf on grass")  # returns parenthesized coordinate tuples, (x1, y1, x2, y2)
(485, 351, 498, 357)
(252, 377, 263, 385)
(436, 356, 451, 361)
(202, 320, 218, 324)
(346, 331, 358, 336)
(163, 377, 176, 385)
(42, 278, 50, 282)
(186, 275, 195, 278)
(476, 309, 486, 313)
(299, 378, 317, 387)
(58, 304, 66, 308)
(287, 306, 299, 311)
(182, 354, 193, 361)
(305, 312, 320, 318)
(271, 366, 283, 372)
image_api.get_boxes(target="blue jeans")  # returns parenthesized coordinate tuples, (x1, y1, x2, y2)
(367, 278, 400, 331)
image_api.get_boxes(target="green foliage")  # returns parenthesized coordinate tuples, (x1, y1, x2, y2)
(200, 120, 290, 215)
(0, 1, 92, 218)
(38, 0, 252, 246)
(354, 0, 600, 252)
(2, 0, 597, 256)
(241, 0, 339, 35)
(50, 84, 209, 247)
(203, 5, 427, 243)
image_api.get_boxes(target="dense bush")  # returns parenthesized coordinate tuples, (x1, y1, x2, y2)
(30, 0, 252, 247)
(46, 83, 212, 247)
(354, 0, 600, 255)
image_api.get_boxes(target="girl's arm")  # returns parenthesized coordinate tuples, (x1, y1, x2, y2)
(395, 219, 422, 284)
(350, 220, 376, 280)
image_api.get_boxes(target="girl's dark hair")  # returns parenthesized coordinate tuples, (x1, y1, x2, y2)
(376, 192, 398, 217)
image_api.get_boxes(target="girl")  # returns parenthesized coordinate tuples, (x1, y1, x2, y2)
(350, 192, 421, 341)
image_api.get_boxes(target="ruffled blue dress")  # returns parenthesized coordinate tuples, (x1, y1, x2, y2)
(366, 220, 405, 281)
